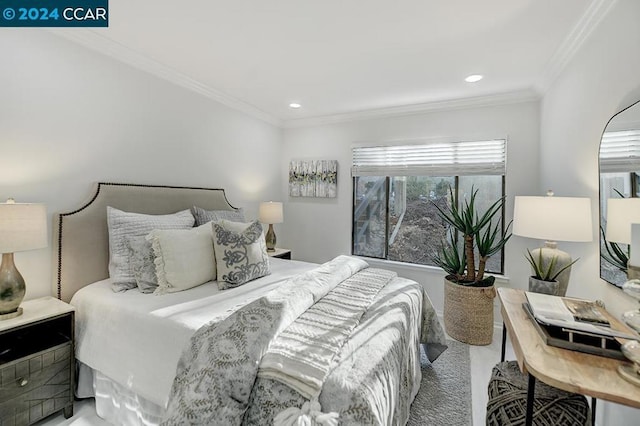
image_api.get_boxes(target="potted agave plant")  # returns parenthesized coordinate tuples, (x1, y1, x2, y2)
(525, 248, 579, 295)
(600, 225, 629, 274)
(600, 190, 630, 282)
(432, 187, 512, 345)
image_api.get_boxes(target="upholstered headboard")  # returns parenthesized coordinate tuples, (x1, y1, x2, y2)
(53, 183, 238, 302)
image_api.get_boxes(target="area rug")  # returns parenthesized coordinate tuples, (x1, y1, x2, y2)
(408, 339, 472, 426)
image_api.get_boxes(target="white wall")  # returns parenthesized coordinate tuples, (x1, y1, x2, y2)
(541, 0, 640, 317)
(282, 101, 541, 317)
(540, 0, 640, 423)
(0, 30, 283, 300)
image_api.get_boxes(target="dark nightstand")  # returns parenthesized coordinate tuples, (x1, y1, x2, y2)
(0, 297, 75, 425)
(268, 248, 292, 260)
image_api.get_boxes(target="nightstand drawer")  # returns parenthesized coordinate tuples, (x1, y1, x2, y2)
(0, 342, 72, 425)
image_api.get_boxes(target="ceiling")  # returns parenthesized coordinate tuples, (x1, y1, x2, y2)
(55, 0, 610, 126)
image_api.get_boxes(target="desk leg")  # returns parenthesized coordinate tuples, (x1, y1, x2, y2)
(525, 374, 536, 426)
(501, 323, 507, 362)
(591, 397, 596, 426)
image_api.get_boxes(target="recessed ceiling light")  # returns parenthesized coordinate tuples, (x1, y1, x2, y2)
(289, 103, 302, 109)
(465, 75, 483, 83)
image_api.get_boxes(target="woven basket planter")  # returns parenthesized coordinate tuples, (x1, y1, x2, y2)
(443, 277, 495, 345)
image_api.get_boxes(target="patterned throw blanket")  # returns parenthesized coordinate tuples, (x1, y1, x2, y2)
(162, 256, 371, 425)
(259, 267, 397, 400)
(162, 256, 446, 425)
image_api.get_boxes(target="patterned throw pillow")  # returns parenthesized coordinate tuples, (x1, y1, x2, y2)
(126, 236, 157, 294)
(212, 220, 270, 289)
(107, 207, 195, 292)
(192, 206, 245, 226)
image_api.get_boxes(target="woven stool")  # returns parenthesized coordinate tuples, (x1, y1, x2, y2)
(486, 361, 590, 426)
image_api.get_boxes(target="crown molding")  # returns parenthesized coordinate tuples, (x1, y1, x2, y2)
(48, 29, 282, 127)
(49, 0, 604, 132)
(283, 89, 540, 129)
(46, 27, 540, 130)
(534, 0, 617, 95)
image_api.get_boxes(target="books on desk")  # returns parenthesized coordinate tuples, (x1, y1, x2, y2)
(523, 291, 639, 360)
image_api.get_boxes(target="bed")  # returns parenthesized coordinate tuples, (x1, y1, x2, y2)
(54, 182, 447, 425)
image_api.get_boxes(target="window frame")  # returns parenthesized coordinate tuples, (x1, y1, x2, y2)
(351, 139, 507, 274)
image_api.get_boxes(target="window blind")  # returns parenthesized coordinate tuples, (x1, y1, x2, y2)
(351, 139, 506, 177)
(600, 130, 640, 173)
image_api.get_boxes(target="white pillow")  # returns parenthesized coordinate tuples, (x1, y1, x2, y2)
(148, 224, 216, 295)
(212, 220, 270, 289)
(107, 207, 195, 291)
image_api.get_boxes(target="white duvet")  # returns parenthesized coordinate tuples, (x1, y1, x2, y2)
(71, 258, 317, 408)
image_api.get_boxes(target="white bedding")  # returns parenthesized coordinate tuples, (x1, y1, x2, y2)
(71, 257, 317, 408)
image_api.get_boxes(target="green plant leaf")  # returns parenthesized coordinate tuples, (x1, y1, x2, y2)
(431, 184, 510, 284)
(477, 219, 512, 258)
(549, 257, 580, 281)
(525, 248, 579, 281)
(432, 228, 466, 277)
(600, 225, 629, 272)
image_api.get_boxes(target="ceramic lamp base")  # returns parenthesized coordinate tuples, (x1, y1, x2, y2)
(0, 307, 22, 321)
(0, 253, 26, 318)
(618, 364, 640, 387)
(265, 224, 276, 252)
(627, 263, 640, 280)
(622, 309, 640, 333)
(620, 340, 640, 386)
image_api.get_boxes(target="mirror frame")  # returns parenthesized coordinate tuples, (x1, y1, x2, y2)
(599, 99, 640, 287)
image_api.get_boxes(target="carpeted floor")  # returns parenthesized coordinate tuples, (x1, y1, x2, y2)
(408, 339, 472, 426)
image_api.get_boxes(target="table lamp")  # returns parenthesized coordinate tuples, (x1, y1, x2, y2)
(513, 191, 592, 296)
(259, 201, 283, 252)
(605, 198, 640, 279)
(0, 199, 47, 320)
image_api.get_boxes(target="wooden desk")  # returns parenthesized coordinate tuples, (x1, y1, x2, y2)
(498, 288, 640, 425)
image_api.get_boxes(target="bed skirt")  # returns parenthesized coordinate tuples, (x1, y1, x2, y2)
(77, 362, 165, 425)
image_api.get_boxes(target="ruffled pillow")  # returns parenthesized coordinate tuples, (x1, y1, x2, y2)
(148, 224, 216, 295)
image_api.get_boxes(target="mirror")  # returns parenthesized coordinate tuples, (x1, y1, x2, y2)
(599, 100, 640, 286)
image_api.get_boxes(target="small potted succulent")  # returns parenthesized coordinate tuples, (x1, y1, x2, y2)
(525, 248, 578, 295)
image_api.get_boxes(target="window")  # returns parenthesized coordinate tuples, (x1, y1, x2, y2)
(599, 130, 640, 205)
(599, 130, 640, 174)
(352, 139, 506, 274)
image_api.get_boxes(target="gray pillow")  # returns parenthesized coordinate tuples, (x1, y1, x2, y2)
(212, 220, 270, 289)
(107, 207, 194, 292)
(127, 236, 158, 294)
(192, 206, 245, 226)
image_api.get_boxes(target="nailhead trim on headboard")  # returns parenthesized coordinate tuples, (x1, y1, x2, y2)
(56, 182, 235, 300)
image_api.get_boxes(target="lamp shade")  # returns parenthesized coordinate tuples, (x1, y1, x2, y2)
(259, 202, 283, 224)
(513, 196, 592, 242)
(605, 198, 640, 244)
(0, 201, 48, 253)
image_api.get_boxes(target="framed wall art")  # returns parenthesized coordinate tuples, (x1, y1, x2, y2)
(289, 160, 338, 198)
